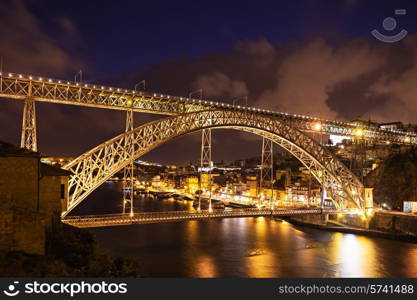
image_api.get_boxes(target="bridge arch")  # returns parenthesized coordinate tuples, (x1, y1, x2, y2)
(62, 110, 364, 216)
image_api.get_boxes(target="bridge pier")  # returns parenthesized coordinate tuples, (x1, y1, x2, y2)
(200, 128, 212, 212)
(323, 213, 329, 223)
(122, 109, 134, 216)
(21, 97, 37, 152)
(260, 137, 274, 207)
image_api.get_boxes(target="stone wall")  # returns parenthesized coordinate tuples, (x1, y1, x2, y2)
(291, 213, 328, 225)
(0, 193, 45, 255)
(369, 212, 417, 237)
(328, 213, 368, 228)
(0, 154, 69, 255)
(39, 176, 66, 230)
(0, 157, 44, 254)
(292, 211, 417, 238)
(0, 157, 39, 210)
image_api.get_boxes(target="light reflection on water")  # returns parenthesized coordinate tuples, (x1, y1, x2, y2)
(83, 184, 417, 278)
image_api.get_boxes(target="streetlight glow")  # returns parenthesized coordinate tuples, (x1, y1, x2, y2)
(313, 122, 322, 132)
(354, 128, 364, 138)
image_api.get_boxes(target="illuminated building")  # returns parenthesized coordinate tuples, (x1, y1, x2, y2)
(403, 201, 417, 213)
(246, 176, 257, 196)
(151, 175, 161, 187)
(186, 176, 199, 194)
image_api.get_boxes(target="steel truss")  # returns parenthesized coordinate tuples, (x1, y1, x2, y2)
(62, 109, 365, 216)
(1, 73, 416, 145)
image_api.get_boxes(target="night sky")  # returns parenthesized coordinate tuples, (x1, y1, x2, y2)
(1, 0, 417, 164)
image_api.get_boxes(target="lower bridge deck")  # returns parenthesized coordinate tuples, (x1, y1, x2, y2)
(61, 208, 345, 228)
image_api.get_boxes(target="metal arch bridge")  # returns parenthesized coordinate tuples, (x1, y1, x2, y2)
(1, 72, 416, 144)
(0, 72, 411, 223)
(62, 208, 344, 228)
(62, 109, 364, 216)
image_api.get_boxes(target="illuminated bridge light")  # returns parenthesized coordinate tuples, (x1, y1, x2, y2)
(19, 74, 22, 78)
(355, 128, 364, 138)
(312, 122, 322, 132)
(29, 76, 32, 80)
(8, 73, 12, 76)
(39, 77, 43, 81)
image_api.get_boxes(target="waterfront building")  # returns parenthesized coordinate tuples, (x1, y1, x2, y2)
(403, 201, 417, 213)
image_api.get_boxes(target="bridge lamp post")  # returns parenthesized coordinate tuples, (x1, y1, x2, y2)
(74, 70, 83, 83)
(134, 80, 146, 91)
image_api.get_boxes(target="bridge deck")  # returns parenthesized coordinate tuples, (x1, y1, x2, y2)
(1, 72, 415, 144)
(61, 208, 343, 228)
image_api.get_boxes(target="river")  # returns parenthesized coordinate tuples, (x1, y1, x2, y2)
(79, 182, 417, 277)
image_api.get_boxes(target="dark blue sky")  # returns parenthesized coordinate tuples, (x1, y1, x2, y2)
(2, 0, 417, 162)
(31, 0, 417, 79)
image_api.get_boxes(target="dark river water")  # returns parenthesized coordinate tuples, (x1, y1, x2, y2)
(79, 182, 417, 278)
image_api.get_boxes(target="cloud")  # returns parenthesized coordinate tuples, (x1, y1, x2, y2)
(367, 38, 417, 123)
(256, 38, 385, 118)
(135, 37, 417, 125)
(194, 72, 248, 99)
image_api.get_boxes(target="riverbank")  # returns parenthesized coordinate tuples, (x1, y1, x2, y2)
(285, 215, 417, 244)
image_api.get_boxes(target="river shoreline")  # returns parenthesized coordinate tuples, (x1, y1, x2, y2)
(284, 217, 417, 244)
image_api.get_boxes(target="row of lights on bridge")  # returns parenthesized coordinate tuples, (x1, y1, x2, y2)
(312, 121, 412, 143)
(0, 72, 346, 121)
(0, 71, 416, 141)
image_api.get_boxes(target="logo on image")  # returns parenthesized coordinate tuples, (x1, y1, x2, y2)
(371, 9, 408, 43)
(3, 281, 20, 297)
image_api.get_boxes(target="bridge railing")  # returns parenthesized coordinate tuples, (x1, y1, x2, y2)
(61, 208, 347, 226)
